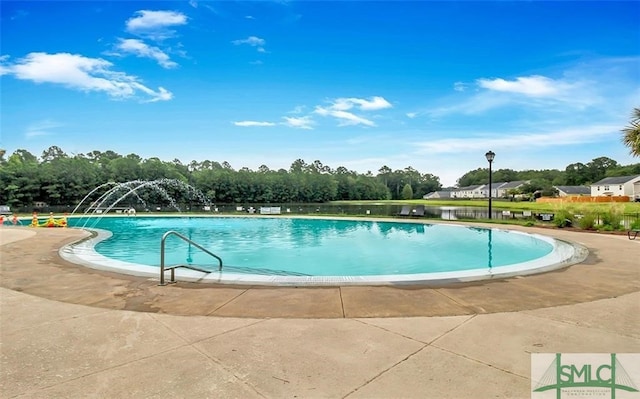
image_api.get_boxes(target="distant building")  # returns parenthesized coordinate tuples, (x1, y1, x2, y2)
(453, 185, 484, 199)
(496, 181, 528, 198)
(590, 175, 640, 199)
(553, 186, 590, 197)
(423, 190, 453, 199)
(424, 181, 529, 200)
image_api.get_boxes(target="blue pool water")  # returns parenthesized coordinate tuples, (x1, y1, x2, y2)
(67, 216, 556, 277)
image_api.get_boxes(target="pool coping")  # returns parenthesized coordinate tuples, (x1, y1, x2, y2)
(1, 219, 639, 318)
(58, 217, 589, 287)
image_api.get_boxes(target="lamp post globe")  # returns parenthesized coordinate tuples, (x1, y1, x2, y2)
(485, 151, 495, 219)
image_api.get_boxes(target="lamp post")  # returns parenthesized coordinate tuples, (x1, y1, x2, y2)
(485, 151, 495, 219)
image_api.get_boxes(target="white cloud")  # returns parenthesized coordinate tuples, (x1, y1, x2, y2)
(476, 75, 571, 97)
(314, 107, 375, 127)
(25, 119, 63, 138)
(139, 86, 173, 102)
(232, 36, 266, 52)
(0, 52, 172, 102)
(289, 105, 306, 114)
(353, 96, 392, 110)
(282, 116, 314, 129)
(422, 73, 597, 120)
(0, 55, 10, 75)
(126, 10, 187, 41)
(330, 96, 392, 111)
(245, 15, 255, 19)
(453, 82, 466, 92)
(413, 124, 620, 154)
(233, 121, 276, 127)
(232, 36, 265, 46)
(114, 39, 177, 69)
(189, 0, 198, 8)
(314, 96, 391, 127)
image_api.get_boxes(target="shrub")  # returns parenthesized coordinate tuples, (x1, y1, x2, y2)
(600, 206, 624, 231)
(630, 219, 640, 230)
(577, 212, 596, 230)
(553, 209, 573, 228)
(600, 224, 615, 232)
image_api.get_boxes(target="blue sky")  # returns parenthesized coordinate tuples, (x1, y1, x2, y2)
(1, 1, 639, 186)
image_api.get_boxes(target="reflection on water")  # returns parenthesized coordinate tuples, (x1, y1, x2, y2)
(468, 226, 493, 269)
(488, 229, 493, 270)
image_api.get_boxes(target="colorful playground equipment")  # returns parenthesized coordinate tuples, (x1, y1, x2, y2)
(0, 214, 20, 226)
(31, 212, 67, 228)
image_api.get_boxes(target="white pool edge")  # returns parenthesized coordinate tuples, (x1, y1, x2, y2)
(59, 220, 589, 286)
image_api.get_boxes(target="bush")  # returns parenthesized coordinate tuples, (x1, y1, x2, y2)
(600, 208, 624, 231)
(600, 224, 615, 232)
(577, 212, 596, 230)
(553, 209, 573, 228)
(630, 219, 640, 230)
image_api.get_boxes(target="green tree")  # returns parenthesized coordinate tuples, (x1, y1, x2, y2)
(564, 162, 589, 185)
(0, 150, 41, 207)
(622, 107, 640, 157)
(457, 168, 488, 187)
(587, 156, 619, 182)
(401, 183, 413, 200)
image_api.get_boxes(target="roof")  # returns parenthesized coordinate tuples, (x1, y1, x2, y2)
(499, 180, 528, 189)
(425, 190, 452, 198)
(457, 185, 483, 191)
(592, 175, 640, 185)
(554, 185, 590, 195)
(435, 190, 453, 198)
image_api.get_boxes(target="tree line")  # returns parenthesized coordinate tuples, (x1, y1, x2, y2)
(0, 146, 440, 209)
(456, 156, 640, 196)
(0, 146, 638, 210)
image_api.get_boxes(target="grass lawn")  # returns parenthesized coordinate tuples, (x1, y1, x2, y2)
(331, 199, 640, 214)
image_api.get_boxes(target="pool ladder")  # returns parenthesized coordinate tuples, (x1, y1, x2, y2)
(159, 230, 223, 286)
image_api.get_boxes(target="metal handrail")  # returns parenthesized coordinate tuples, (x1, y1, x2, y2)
(160, 230, 223, 285)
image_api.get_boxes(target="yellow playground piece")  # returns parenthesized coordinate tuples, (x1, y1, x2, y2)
(31, 212, 67, 228)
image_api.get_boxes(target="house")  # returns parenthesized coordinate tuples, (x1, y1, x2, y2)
(478, 181, 528, 199)
(554, 186, 591, 197)
(452, 185, 484, 199)
(590, 175, 640, 199)
(496, 180, 528, 198)
(423, 190, 453, 199)
(425, 181, 529, 200)
(479, 182, 503, 199)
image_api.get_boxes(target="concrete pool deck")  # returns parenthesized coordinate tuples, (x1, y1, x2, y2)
(1, 223, 639, 398)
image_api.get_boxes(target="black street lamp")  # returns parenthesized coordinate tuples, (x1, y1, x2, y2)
(485, 151, 495, 219)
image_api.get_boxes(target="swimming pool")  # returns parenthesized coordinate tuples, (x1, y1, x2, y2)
(60, 216, 587, 285)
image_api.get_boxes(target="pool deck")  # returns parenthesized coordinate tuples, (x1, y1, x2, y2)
(1, 222, 639, 398)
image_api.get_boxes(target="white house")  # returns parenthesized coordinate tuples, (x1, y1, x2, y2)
(425, 181, 528, 200)
(452, 185, 484, 198)
(590, 175, 640, 199)
(423, 190, 453, 199)
(496, 180, 528, 198)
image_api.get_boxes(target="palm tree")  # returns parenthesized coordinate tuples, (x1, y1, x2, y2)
(622, 107, 640, 157)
